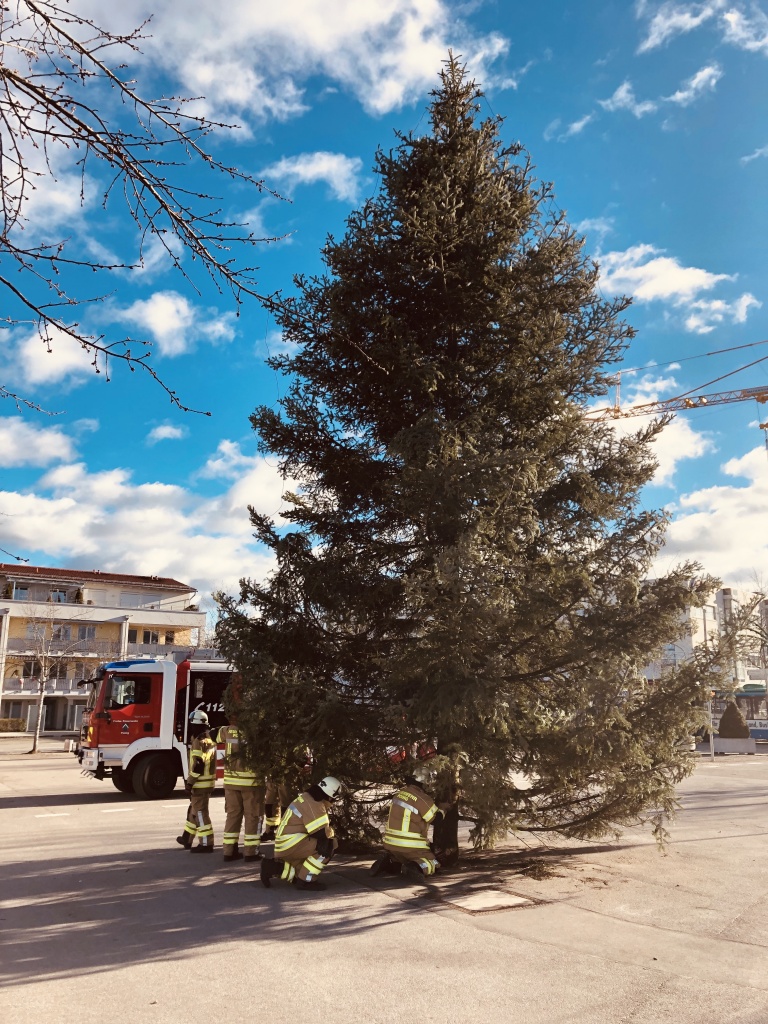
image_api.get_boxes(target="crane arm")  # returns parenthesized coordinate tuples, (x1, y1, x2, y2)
(587, 385, 768, 421)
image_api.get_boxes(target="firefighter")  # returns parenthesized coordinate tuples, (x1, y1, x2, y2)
(259, 778, 290, 843)
(176, 709, 216, 853)
(371, 770, 448, 879)
(260, 776, 341, 891)
(216, 720, 264, 863)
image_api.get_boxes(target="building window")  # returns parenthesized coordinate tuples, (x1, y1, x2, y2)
(50, 590, 67, 603)
(23, 660, 41, 678)
(26, 623, 45, 641)
(48, 661, 68, 679)
(14, 586, 28, 600)
(52, 625, 72, 641)
(119, 593, 143, 608)
(165, 631, 175, 644)
(142, 630, 159, 645)
(77, 625, 96, 641)
(127, 629, 138, 644)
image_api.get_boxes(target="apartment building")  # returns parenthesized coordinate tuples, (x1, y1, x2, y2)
(0, 563, 207, 732)
(644, 585, 758, 686)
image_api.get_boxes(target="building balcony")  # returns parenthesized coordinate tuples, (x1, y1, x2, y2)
(5, 637, 120, 656)
(2, 676, 89, 696)
(125, 642, 195, 657)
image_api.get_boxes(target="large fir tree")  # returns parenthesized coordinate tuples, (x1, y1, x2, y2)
(217, 58, 729, 859)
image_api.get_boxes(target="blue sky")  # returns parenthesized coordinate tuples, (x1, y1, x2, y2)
(1, 0, 768, 608)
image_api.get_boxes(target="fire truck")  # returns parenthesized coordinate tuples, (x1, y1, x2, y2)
(76, 658, 232, 799)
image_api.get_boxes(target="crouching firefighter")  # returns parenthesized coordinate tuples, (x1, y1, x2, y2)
(176, 710, 216, 853)
(260, 776, 341, 891)
(372, 771, 448, 879)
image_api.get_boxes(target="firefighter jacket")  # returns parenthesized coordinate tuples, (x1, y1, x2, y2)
(275, 791, 333, 856)
(187, 734, 216, 790)
(217, 725, 259, 787)
(384, 783, 441, 850)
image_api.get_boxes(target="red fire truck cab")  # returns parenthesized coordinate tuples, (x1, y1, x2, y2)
(76, 658, 232, 799)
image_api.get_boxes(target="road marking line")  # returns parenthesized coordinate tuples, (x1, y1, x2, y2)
(35, 813, 70, 818)
(101, 808, 135, 813)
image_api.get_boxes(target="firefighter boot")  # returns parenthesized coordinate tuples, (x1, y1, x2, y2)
(260, 858, 283, 888)
(223, 844, 244, 863)
(293, 877, 327, 892)
(190, 844, 215, 854)
(402, 861, 426, 881)
(176, 834, 193, 849)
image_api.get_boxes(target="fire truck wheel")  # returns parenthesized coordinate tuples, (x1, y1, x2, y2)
(112, 768, 135, 794)
(132, 754, 178, 800)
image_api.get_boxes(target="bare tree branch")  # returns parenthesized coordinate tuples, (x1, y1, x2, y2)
(0, 0, 286, 412)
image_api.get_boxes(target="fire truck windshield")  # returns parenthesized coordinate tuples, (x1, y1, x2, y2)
(104, 675, 151, 709)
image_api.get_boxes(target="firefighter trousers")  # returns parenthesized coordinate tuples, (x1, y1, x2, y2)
(279, 833, 338, 883)
(382, 840, 439, 876)
(183, 790, 214, 847)
(223, 785, 264, 858)
(263, 780, 290, 830)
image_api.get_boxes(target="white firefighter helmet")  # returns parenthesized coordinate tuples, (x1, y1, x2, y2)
(189, 709, 209, 726)
(317, 776, 342, 800)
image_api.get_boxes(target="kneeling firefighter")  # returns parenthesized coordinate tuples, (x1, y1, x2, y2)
(260, 776, 341, 891)
(372, 769, 449, 879)
(176, 710, 216, 852)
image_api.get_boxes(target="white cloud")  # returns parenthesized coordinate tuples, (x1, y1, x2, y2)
(198, 440, 260, 479)
(147, 424, 188, 444)
(665, 63, 723, 105)
(261, 152, 364, 203)
(598, 244, 759, 332)
(72, 0, 510, 122)
(660, 445, 768, 581)
(0, 447, 292, 600)
(636, 1, 727, 53)
(599, 244, 731, 302)
(544, 114, 596, 143)
(741, 144, 768, 164)
(576, 217, 615, 246)
(563, 113, 596, 138)
(684, 293, 761, 333)
(8, 326, 97, 387)
(116, 291, 236, 357)
(722, 7, 768, 54)
(0, 417, 76, 467)
(599, 81, 657, 117)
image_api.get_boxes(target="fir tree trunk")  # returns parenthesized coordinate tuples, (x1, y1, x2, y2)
(433, 803, 460, 867)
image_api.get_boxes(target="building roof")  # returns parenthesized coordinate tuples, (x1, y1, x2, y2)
(0, 563, 197, 593)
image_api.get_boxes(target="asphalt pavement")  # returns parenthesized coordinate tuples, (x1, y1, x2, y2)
(2, 742, 768, 1023)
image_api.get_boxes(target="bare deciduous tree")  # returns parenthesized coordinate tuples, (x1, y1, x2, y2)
(0, 0, 282, 414)
(11, 602, 120, 753)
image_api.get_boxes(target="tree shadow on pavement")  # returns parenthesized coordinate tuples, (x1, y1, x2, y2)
(0, 847, 418, 989)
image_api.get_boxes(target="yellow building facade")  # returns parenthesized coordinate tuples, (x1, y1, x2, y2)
(0, 564, 208, 732)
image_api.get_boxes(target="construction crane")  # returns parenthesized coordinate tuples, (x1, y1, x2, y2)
(587, 383, 768, 420)
(587, 381, 768, 458)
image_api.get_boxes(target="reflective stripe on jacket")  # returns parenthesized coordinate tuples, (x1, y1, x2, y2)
(188, 736, 216, 790)
(384, 784, 439, 849)
(275, 791, 331, 855)
(217, 725, 259, 787)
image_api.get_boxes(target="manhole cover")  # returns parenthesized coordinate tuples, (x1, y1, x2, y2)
(437, 889, 533, 914)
